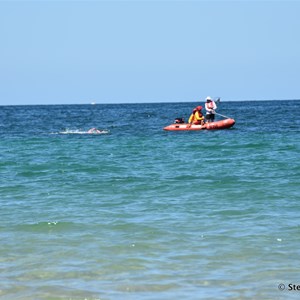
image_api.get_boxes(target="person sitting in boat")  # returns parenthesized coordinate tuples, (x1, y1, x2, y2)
(205, 96, 217, 122)
(188, 106, 205, 125)
(174, 117, 185, 124)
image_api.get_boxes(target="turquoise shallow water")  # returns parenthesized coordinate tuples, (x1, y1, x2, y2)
(0, 100, 300, 299)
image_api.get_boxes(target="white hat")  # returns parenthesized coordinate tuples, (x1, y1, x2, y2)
(206, 96, 212, 101)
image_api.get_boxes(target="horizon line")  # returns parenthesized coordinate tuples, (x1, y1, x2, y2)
(1, 98, 300, 107)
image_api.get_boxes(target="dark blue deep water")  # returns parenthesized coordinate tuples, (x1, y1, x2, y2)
(0, 100, 299, 300)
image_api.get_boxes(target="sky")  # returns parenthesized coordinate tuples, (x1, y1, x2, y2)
(0, 0, 300, 105)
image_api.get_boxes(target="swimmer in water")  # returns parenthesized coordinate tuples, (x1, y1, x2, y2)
(87, 128, 102, 134)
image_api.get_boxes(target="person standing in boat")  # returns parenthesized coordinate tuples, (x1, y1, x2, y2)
(205, 96, 217, 122)
(188, 106, 205, 125)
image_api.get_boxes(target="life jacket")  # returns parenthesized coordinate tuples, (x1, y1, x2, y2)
(195, 111, 204, 120)
(207, 101, 215, 109)
(189, 111, 204, 124)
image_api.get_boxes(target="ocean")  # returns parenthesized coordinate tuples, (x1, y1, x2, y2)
(0, 100, 299, 300)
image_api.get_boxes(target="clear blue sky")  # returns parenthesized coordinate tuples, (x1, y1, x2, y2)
(1, 0, 299, 105)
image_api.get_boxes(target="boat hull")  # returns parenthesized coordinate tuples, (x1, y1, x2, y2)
(164, 118, 235, 131)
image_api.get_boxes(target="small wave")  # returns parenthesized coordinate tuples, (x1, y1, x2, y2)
(13, 221, 80, 233)
(52, 129, 110, 135)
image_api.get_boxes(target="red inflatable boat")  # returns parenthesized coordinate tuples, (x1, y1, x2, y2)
(164, 118, 235, 131)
